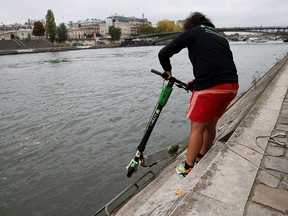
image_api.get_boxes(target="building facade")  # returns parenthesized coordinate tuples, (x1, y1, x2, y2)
(0, 28, 33, 40)
(1, 15, 152, 42)
(67, 15, 151, 41)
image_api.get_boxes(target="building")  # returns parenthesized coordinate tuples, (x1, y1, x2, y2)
(175, 20, 185, 28)
(0, 20, 44, 40)
(108, 14, 151, 38)
(67, 14, 152, 41)
(1, 14, 152, 43)
(0, 27, 33, 40)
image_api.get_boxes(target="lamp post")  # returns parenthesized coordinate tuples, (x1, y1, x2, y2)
(1, 22, 4, 39)
(93, 20, 97, 46)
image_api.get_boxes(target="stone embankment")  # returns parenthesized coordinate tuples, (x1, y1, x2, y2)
(113, 54, 288, 216)
(0, 39, 120, 55)
(0, 39, 73, 55)
(0, 39, 54, 50)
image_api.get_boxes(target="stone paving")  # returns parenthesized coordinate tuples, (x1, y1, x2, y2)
(246, 90, 288, 215)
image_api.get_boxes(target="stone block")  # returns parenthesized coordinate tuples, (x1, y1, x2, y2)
(276, 123, 288, 132)
(264, 156, 288, 173)
(246, 202, 286, 216)
(258, 170, 281, 188)
(279, 175, 288, 190)
(252, 184, 288, 213)
(266, 146, 285, 157)
(171, 192, 243, 216)
(192, 146, 259, 210)
(278, 108, 288, 124)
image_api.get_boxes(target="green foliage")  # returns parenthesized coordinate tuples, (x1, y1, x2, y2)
(57, 23, 68, 42)
(45, 9, 57, 42)
(32, 21, 45, 37)
(137, 24, 155, 35)
(137, 20, 183, 35)
(109, 26, 122, 41)
(155, 20, 181, 33)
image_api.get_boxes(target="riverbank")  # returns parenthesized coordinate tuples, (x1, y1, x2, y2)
(1, 40, 286, 56)
(112, 54, 288, 215)
(0, 39, 121, 55)
(0, 44, 121, 56)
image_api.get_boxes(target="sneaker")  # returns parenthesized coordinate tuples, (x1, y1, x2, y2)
(176, 161, 193, 178)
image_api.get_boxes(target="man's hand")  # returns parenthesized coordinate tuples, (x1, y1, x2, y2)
(162, 71, 172, 80)
(186, 80, 194, 91)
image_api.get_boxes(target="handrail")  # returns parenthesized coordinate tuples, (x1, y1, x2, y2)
(93, 171, 156, 216)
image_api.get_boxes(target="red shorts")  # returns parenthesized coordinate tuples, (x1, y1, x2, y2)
(187, 83, 239, 123)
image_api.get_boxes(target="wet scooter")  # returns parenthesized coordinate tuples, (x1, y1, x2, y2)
(126, 69, 191, 177)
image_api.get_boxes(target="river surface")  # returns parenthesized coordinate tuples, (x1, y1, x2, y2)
(0, 42, 288, 216)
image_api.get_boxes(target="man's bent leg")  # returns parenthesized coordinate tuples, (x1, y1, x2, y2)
(186, 120, 211, 166)
(200, 117, 219, 155)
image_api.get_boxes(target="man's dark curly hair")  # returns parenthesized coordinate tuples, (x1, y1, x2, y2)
(183, 12, 212, 30)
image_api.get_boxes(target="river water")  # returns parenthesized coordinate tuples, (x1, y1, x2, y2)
(0, 42, 288, 216)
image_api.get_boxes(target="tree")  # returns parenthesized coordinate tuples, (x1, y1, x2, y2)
(155, 20, 174, 33)
(137, 24, 155, 35)
(108, 26, 122, 42)
(10, 33, 15, 40)
(155, 20, 182, 33)
(32, 21, 45, 37)
(57, 23, 68, 42)
(173, 25, 183, 32)
(45, 9, 57, 42)
(27, 33, 32, 40)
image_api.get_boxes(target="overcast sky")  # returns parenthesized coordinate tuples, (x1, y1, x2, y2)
(1, 0, 287, 27)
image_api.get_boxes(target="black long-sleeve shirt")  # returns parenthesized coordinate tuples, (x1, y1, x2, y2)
(158, 22, 238, 90)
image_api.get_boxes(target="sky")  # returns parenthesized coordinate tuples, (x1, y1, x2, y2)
(1, 0, 287, 27)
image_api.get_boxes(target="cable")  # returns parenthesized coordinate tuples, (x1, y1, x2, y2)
(226, 131, 287, 185)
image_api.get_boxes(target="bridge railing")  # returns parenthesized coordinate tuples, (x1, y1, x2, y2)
(122, 26, 288, 46)
(217, 26, 288, 33)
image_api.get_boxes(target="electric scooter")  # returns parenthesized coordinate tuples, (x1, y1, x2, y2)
(126, 69, 190, 177)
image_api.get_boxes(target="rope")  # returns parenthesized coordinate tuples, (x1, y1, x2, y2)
(227, 131, 287, 185)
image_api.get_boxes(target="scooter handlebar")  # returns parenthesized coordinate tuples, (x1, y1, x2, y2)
(151, 69, 190, 92)
(151, 69, 168, 79)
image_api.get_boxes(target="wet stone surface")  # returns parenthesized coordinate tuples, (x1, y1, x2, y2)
(258, 170, 281, 188)
(249, 120, 288, 214)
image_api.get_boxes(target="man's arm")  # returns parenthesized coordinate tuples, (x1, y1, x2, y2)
(158, 30, 191, 73)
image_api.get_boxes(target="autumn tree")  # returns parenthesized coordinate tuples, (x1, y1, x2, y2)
(173, 25, 183, 32)
(32, 21, 45, 37)
(45, 9, 57, 42)
(155, 20, 174, 33)
(155, 20, 183, 33)
(57, 23, 68, 42)
(137, 24, 155, 35)
(109, 26, 122, 42)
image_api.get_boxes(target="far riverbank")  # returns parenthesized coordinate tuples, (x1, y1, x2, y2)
(0, 44, 121, 56)
(1, 39, 286, 56)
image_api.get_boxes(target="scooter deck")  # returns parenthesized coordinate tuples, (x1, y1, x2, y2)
(141, 144, 179, 167)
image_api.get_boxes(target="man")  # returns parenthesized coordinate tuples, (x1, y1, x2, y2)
(158, 12, 238, 177)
